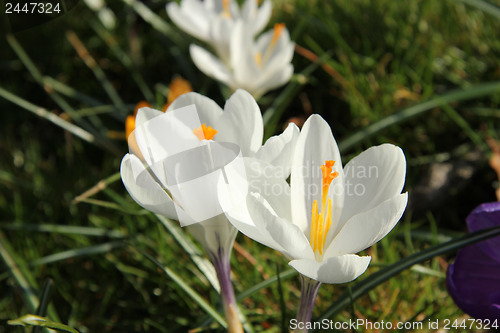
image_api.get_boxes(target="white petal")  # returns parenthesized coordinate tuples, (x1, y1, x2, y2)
(326, 193, 408, 256)
(251, 0, 272, 35)
(186, 214, 238, 257)
(189, 44, 232, 84)
(208, 18, 234, 61)
(216, 89, 263, 156)
(291, 114, 344, 233)
(254, 64, 294, 97)
(166, 90, 223, 130)
(135, 107, 163, 128)
(254, 122, 299, 177)
(289, 255, 371, 284)
(120, 154, 178, 219)
(166, 1, 210, 41)
(244, 158, 292, 221)
(247, 193, 314, 260)
(339, 144, 406, 226)
(230, 21, 259, 87)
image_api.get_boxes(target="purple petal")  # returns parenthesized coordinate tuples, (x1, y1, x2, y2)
(447, 242, 500, 320)
(466, 202, 500, 262)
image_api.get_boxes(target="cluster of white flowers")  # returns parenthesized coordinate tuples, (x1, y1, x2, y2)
(166, 0, 294, 98)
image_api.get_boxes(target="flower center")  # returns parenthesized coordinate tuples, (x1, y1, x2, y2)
(221, 0, 231, 18)
(255, 23, 286, 68)
(310, 160, 339, 261)
(193, 124, 217, 141)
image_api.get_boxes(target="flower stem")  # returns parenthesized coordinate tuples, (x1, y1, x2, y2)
(293, 275, 322, 333)
(211, 247, 244, 333)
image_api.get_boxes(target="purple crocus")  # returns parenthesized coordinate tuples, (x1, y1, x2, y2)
(447, 202, 500, 320)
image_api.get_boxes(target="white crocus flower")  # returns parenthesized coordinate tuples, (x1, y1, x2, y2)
(190, 21, 294, 98)
(222, 114, 407, 331)
(167, 0, 271, 62)
(120, 89, 298, 333)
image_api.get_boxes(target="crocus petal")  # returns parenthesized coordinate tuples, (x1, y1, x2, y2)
(291, 114, 344, 233)
(241, 0, 271, 35)
(466, 202, 500, 262)
(135, 107, 163, 128)
(186, 214, 238, 258)
(166, 90, 224, 128)
(244, 158, 292, 220)
(166, 1, 210, 41)
(247, 193, 313, 260)
(254, 64, 294, 98)
(216, 89, 264, 156)
(230, 21, 259, 88)
(325, 193, 408, 256)
(289, 255, 371, 284)
(190, 44, 233, 85)
(447, 242, 500, 320)
(254, 122, 299, 177)
(339, 144, 406, 228)
(120, 154, 178, 220)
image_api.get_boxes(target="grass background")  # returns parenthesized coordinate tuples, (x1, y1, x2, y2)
(1, 0, 500, 331)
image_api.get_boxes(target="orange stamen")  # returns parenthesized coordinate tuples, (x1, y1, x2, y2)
(310, 160, 339, 259)
(222, 0, 231, 18)
(271, 23, 285, 46)
(193, 124, 217, 141)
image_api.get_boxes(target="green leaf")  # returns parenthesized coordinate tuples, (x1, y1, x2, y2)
(8, 314, 79, 333)
(339, 81, 500, 152)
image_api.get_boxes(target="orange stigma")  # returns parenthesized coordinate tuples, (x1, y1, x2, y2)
(193, 124, 217, 141)
(259, 23, 286, 67)
(310, 160, 339, 260)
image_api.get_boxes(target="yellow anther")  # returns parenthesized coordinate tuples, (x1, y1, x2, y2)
(222, 0, 231, 18)
(310, 160, 339, 259)
(193, 124, 217, 141)
(254, 52, 262, 67)
(271, 23, 285, 46)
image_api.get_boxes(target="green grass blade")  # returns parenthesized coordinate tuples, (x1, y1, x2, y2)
(30, 241, 125, 267)
(8, 315, 79, 333)
(314, 225, 500, 325)
(0, 231, 61, 323)
(339, 81, 500, 152)
(236, 269, 297, 301)
(139, 250, 227, 329)
(0, 223, 125, 239)
(121, 0, 183, 44)
(457, 0, 500, 19)
(0, 87, 94, 143)
(66, 31, 127, 114)
(90, 20, 155, 102)
(155, 215, 220, 292)
(0, 87, 122, 156)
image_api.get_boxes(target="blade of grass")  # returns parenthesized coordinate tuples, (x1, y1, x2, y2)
(339, 81, 500, 152)
(314, 225, 500, 326)
(0, 230, 60, 322)
(0, 223, 125, 239)
(155, 215, 220, 292)
(66, 31, 127, 114)
(30, 241, 125, 267)
(6, 34, 103, 130)
(457, 0, 500, 19)
(90, 20, 155, 102)
(441, 103, 488, 151)
(121, 0, 183, 44)
(138, 249, 227, 329)
(8, 315, 79, 333)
